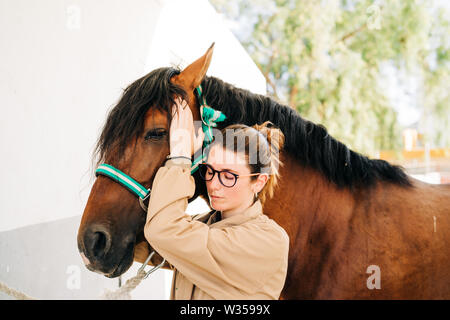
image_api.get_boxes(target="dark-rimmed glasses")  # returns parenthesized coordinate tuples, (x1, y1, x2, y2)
(198, 163, 260, 188)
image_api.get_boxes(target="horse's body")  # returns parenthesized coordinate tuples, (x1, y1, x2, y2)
(78, 45, 450, 299)
(269, 153, 450, 299)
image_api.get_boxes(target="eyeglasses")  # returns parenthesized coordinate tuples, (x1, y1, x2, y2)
(198, 163, 260, 188)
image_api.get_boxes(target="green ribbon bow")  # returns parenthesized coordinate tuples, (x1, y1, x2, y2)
(191, 85, 227, 174)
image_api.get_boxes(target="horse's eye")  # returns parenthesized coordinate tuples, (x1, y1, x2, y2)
(144, 129, 167, 141)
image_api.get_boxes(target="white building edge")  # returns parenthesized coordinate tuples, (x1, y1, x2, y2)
(0, 0, 265, 299)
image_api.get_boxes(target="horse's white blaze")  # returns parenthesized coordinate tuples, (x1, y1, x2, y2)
(80, 252, 91, 266)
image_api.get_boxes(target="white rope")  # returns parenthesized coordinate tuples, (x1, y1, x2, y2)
(100, 269, 147, 300)
(0, 255, 158, 300)
(0, 270, 148, 300)
(0, 280, 37, 300)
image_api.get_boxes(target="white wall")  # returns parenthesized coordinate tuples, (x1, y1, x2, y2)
(0, 0, 265, 299)
(0, 0, 265, 232)
(0, 0, 164, 231)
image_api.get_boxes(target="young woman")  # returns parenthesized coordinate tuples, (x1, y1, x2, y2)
(144, 98, 289, 300)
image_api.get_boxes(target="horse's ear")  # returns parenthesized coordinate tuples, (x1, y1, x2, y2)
(173, 42, 215, 91)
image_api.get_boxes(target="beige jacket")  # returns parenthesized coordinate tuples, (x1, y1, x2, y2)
(144, 159, 289, 300)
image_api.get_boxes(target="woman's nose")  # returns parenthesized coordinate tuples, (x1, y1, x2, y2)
(208, 173, 222, 190)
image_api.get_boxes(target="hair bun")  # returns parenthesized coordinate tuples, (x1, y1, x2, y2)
(251, 121, 285, 154)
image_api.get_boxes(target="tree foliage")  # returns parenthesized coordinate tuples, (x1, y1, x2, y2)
(211, 0, 450, 156)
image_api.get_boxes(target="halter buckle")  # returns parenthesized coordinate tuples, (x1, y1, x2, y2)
(138, 188, 151, 212)
(138, 251, 166, 279)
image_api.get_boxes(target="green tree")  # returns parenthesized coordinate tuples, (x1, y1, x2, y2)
(210, 0, 450, 156)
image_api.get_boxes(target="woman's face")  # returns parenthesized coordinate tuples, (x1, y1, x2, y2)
(205, 145, 261, 213)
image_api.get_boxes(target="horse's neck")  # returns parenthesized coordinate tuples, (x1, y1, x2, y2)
(264, 151, 356, 252)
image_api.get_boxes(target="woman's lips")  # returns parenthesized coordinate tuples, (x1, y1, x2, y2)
(210, 195, 222, 199)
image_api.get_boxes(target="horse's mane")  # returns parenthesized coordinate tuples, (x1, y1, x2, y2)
(200, 75, 412, 190)
(93, 66, 412, 190)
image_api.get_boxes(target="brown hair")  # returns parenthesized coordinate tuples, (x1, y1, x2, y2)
(208, 121, 285, 206)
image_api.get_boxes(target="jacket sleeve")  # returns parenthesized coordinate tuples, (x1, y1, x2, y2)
(144, 159, 288, 299)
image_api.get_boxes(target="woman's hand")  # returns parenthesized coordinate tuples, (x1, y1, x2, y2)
(169, 98, 205, 159)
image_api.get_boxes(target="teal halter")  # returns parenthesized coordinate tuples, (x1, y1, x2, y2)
(95, 85, 226, 211)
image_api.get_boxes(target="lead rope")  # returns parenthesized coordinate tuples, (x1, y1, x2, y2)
(0, 275, 145, 300)
(100, 270, 146, 300)
(0, 280, 36, 300)
(0, 251, 165, 300)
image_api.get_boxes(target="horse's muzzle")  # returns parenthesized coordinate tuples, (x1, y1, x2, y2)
(77, 224, 135, 277)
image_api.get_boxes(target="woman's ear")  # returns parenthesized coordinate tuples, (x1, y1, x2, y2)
(253, 173, 269, 194)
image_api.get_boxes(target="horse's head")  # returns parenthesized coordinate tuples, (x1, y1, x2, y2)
(77, 44, 214, 277)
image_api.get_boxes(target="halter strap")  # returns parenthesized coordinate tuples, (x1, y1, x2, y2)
(95, 164, 149, 200)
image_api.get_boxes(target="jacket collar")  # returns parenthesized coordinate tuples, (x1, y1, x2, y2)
(208, 199, 263, 229)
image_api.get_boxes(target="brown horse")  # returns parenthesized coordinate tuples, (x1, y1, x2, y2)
(78, 44, 450, 299)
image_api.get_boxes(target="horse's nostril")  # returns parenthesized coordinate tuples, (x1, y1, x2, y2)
(92, 232, 107, 258)
(85, 227, 112, 260)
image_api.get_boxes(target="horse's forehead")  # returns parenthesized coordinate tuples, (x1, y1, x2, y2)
(144, 108, 168, 127)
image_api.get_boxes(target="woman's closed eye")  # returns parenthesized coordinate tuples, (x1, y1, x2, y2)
(222, 171, 236, 180)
